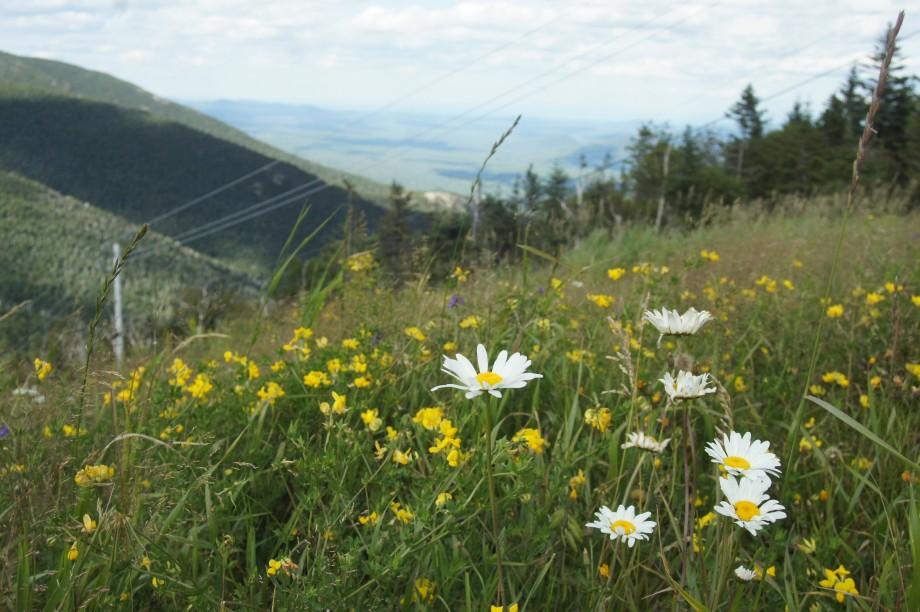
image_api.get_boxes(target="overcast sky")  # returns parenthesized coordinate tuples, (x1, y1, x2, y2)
(0, 1, 916, 126)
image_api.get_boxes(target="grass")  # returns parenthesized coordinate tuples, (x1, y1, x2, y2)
(1, 202, 918, 610)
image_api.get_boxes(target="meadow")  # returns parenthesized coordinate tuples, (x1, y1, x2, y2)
(1, 196, 919, 610)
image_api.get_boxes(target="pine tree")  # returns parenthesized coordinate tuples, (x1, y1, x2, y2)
(379, 181, 412, 283)
(864, 27, 917, 183)
(728, 84, 767, 139)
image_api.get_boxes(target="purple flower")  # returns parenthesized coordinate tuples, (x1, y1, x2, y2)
(447, 294, 463, 309)
(0, 425, 10, 439)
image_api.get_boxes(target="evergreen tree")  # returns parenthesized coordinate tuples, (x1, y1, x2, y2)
(379, 181, 412, 283)
(728, 84, 767, 139)
(864, 27, 917, 183)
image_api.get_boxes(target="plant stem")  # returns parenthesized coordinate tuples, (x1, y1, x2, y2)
(484, 396, 505, 606)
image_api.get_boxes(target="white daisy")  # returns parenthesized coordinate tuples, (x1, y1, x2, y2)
(734, 566, 758, 582)
(643, 307, 714, 345)
(714, 476, 787, 536)
(705, 431, 782, 481)
(430, 344, 542, 399)
(621, 431, 671, 453)
(660, 371, 716, 401)
(585, 504, 656, 548)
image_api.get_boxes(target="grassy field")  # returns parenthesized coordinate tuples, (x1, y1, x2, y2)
(1, 201, 919, 610)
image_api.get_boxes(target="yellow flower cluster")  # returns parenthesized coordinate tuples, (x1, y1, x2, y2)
(320, 391, 347, 416)
(34, 357, 52, 381)
(424, 416, 468, 468)
(361, 409, 382, 431)
(74, 464, 116, 487)
(185, 373, 214, 401)
(404, 326, 427, 342)
(266, 557, 297, 577)
(584, 407, 612, 433)
(607, 267, 626, 281)
(568, 469, 586, 501)
(452, 266, 469, 283)
(821, 371, 849, 388)
(513, 427, 547, 454)
(345, 251, 375, 273)
(412, 406, 444, 430)
(586, 294, 615, 308)
(390, 501, 413, 524)
(826, 304, 844, 318)
(168, 358, 192, 387)
(700, 249, 720, 262)
(818, 565, 858, 604)
(303, 370, 332, 388)
(459, 315, 480, 329)
(256, 381, 285, 406)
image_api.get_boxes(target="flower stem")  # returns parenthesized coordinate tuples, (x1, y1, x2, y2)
(484, 397, 505, 606)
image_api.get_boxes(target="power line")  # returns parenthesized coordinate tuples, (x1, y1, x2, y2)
(142, 159, 280, 227)
(134, 3, 714, 257)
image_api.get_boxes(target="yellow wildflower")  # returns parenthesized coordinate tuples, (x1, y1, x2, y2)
(826, 304, 844, 318)
(586, 294, 615, 308)
(185, 373, 213, 400)
(459, 315, 480, 329)
(256, 382, 285, 406)
(303, 370, 331, 388)
(82, 513, 97, 534)
(359, 511, 378, 526)
(607, 267, 626, 281)
(435, 492, 453, 506)
(452, 266, 469, 283)
(513, 428, 547, 454)
(168, 358, 191, 387)
(67, 542, 79, 561)
(404, 326, 426, 342)
(34, 358, 52, 381)
(390, 501, 413, 524)
(412, 407, 444, 431)
(74, 464, 115, 486)
(361, 409, 382, 431)
(584, 407, 612, 433)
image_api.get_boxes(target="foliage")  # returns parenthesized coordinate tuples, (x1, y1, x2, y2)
(2, 206, 919, 610)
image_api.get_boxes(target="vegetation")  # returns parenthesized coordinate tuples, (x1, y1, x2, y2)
(0, 171, 258, 355)
(2, 202, 918, 610)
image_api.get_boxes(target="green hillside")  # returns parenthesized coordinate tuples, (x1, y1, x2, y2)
(0, 171, 260, 352)
(0, 50, 395, 206)
(0, 95, 387, 268)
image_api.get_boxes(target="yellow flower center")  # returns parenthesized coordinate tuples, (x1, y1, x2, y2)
(734, 500, 761, 521)
(476, 371, 503, 386)
(610, 519, 636, 535)
(724, 456, 752, 470)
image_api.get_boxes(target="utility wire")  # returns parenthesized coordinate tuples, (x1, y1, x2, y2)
(134, 2, 713, 258)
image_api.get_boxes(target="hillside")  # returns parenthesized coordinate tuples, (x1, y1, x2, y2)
(0, 50, 395, 206)
(0, 94, 387, 269)
(0, 171, 259, 353)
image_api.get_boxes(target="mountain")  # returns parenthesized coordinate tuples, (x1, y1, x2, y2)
(0, 171, 259, 352)
(0, 50, 394, 206)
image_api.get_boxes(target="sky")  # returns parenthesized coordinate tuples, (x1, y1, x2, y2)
(0, 1, 917, 127)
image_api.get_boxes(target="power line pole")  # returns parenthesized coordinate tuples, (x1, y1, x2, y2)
(112, 243, 124, 370)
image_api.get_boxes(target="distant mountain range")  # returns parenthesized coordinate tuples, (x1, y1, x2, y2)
(186, 99, 642, 194)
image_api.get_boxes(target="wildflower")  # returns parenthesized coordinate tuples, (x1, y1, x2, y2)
(912, 295, 920, 307)
(266, 559, 282, 577)
(331, 391, 347, 413)
(82, 513, 97, 534)
(568, 469, 586, 500)
(797, 538, 817, 554)
(859, 394, 869, 409)
(270, 360, 285, 373)
(34, 358, 52, 381)
(587, 294, 615, 308)
(447, 294, 463, 309)
(435, 492, 452, 506)
(584, 407, 612, 433)
(185, 373, 213, 400)
(714, 476, 786, 536)
(734, 376, 748, 393)
(431, 344, 542, 399)
(151, 576, 165, 589)
(704, 431, 781, 481)
(353, 375, 371, 388)
(392, 449, 413, 465)
(386, 426, 399, 441)
(866, 292, 885, 306)
(660, 371, 716, 401)
(359, 511, 378, 526)
(818, 566, 859, 604)
(821, 371, 849, 388)
(906, 363, 920, 379)
(799, 435, 822, 453)
(586, 505, 656, 547)
(621, 432, 670, 453)
(826, 304, 844, 318)
(67, 542, 79, 561)
(342, 338, 360, 350)
(414, 578, 435, 603)
(404, 326, 426, 342)
(390, 501, 413, 524)
(735, 566, 758, 581)
(303, 370, 331, 388)
(643, 307, 713, 345)
(598, 563, 610, 578)
(490, 605, 519, 612)
(513, 427, 547, 454)
(74, 464, 116, 487)
(412, 407, 444, 430)
(458, 315, 480, 329)
(247, 361, 261, 380)
(345, 251, 374, 272)
(446, 447, 469, 467)
(783, 279, 795, 290)
(700, 249, 720, 262)
(266, 557, 297, 577)
(452, 266, 469, 283)
(809, 384, 826, 396)
(360, 409, 382, 432)
(607, 267, 626, 281)
(168, 358, 191, 387)
(256, 382, 285, 406)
